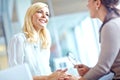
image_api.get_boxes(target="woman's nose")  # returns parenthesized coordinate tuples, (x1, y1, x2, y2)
(41, 13, 46, 18)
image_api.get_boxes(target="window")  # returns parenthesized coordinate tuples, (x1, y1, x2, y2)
(74, 16, 100, 67)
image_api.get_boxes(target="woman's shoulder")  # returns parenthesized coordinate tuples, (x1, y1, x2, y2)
(104, 18, 120, 29)
(109, 17, 120, 23)
(101, 18, 120, 37)
(11, 32, 26, 42)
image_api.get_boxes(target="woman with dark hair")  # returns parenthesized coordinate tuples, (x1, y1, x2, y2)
(75, 0, 120, 80)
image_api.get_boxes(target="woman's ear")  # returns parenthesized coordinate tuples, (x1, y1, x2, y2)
(95, 0, 101, 10)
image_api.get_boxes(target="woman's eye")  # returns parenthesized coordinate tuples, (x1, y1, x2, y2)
(46, 13, 49, 16)
(36, 10, 49, 17)
(36, 10, 42, 13)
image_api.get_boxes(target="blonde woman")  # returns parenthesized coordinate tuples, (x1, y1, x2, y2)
(7, 2, 68, 80)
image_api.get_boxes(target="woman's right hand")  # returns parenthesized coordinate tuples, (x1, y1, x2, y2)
(47, 69, 68, 80)
(74, 64, 90, 76)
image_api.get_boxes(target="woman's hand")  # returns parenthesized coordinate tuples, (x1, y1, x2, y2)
(47, 69, 68, 80)
(74, 64, 90, 76)
(58, 74, 80, 80)
(33, 69, 68, 80)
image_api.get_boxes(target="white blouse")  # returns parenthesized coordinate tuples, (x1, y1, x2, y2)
(7, 33, 51, 76)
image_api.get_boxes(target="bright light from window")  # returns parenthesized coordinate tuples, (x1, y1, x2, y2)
(74, 17, 99, 67)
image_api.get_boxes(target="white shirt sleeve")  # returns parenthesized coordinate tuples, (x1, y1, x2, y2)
(7, 34, 25, 67)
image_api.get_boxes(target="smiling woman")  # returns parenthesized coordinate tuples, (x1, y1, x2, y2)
(31, 5, 49, 31)
(7, 2, 71, 80)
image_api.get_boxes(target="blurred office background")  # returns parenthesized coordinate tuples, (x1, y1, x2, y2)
(1, 0, 119, 73)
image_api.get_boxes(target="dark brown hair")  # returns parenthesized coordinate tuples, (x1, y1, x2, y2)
(101, 0, 119, 14)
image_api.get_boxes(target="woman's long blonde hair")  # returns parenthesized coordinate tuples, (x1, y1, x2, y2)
(23, 2, 51, 49)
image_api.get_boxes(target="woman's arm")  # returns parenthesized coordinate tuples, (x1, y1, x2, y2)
(33, 69, 68, 80)
(33, 76, 48, 80)
(7, 34, 25, 67)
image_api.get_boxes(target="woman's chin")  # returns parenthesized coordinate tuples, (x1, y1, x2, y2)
(38, 24, 45, 28)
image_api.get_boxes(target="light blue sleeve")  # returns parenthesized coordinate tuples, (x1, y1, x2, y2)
(7, 34, 25, 67)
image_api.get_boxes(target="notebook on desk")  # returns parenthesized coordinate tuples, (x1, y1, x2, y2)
(0, 64, 33, 80)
